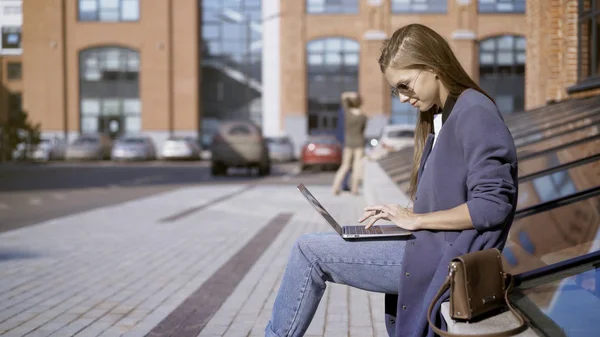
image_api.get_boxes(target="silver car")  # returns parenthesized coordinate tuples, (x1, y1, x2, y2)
(160, 136, 201, 160)
(66, 134, 113, 161)
(266, 136, 295, 162)
(31, 137, 68, 161)
(111, 135, 157, 161)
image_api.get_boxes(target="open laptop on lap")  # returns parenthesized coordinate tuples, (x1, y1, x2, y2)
(297, 183, 412, 240)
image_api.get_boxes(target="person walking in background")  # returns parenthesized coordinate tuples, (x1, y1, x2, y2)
(332, 91, 367, 195)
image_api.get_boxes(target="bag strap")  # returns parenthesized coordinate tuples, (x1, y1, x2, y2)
(427, 274, 528, 337)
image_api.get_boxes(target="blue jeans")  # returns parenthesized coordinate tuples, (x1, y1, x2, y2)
(265, 233, 406, 337)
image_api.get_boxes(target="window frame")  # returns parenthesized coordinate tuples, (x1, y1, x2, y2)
(305, 0, 359, 14)
(1, 26, 22, 49)
(306, 37, 360, 134)
(477, 0, 526, 14)
(569, 0, 600, 94)
(391, 0, 448, 14)
(77, 0, 140, 23)
(6, 62, 22, 81)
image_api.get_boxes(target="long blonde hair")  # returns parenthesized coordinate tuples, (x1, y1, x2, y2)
(378, 24, 494, 200)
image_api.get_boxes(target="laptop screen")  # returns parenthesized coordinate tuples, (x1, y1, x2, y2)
(297, 184, 344, 236)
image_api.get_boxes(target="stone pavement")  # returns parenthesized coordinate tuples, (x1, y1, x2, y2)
(0, 184, 389, 337)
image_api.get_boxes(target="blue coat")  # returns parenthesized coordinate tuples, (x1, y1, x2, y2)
(388, 89, 519, 337)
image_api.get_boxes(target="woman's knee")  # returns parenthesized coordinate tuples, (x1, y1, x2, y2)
(293, 233, 332, 260)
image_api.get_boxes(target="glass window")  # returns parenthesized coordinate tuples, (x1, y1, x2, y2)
(519, 138, 600, 176)
(201, 0, 263, 126)
(578, 1, 600, 80)
(3, 4, 22, 15)
(8, 93, 22, 115)
(392, 0, 447, 13)
(1, 26, 21, 49)
(79, 47, 140, 137)
(518, 156, 598, 209)
(6, 62, 22, 80)
(507, 194, 600, 275)
(517, 122, 599, 157)
(509, 252, 600, 337)
(479, 35, 525, 115)
(478, 0, 525, 13)
(307, 38, 359, 134)
(78, 0, 139, 22)
(306, 0, 358, 14)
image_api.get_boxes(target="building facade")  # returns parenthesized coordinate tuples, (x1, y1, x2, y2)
(16, 0, 599, 152)
(21, 0, 200, 146)
(0, 0, 23, 126)
(280, 0, 527, 150)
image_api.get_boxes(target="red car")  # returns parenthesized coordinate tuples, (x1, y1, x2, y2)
(300, 135, 342, 171)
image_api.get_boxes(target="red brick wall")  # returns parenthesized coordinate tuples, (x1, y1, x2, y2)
(526, 0, 595, 109)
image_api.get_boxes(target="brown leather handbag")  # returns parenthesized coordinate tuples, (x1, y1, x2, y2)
(427, 248, 528, 337)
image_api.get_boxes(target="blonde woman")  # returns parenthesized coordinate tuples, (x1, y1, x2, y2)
(332, 91, 367, 195)
(266, 24, 518, 337)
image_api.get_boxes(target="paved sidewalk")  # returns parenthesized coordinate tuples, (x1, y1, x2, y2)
(0, 184, 389, 337)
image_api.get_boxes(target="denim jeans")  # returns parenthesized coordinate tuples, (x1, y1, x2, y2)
(265, 232, 406, 337)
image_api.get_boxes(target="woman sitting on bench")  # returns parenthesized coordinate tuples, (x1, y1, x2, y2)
(265, 23, 519, 337)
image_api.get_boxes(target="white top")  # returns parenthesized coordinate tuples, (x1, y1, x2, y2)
(432, 113, 443, 149)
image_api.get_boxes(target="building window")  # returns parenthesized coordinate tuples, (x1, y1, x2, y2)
(479, 35, 525, 114)
(306, 0, 358, 14)
(390, 97, 418, 125)
(8, 93, 22, 119)
(201, 0, 263, 127)
(478, 0, 525, 13)
(6, 62, 22, 81)
(1, 27, 21, 49)
(2, 4, 22, 15)
(79, 47, 140, 138)
(578, 0, 600, 81)
(307, 38, 359, 135)
(78, 0, 140, 22)
(392, 0, 447, 13)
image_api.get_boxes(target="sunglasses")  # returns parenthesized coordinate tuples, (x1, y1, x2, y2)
(391, 69, 423, 97)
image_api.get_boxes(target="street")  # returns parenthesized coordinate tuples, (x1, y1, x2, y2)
(0, 161, 337, 233)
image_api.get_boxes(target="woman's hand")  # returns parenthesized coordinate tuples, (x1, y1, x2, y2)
(358, 204, 420, 230)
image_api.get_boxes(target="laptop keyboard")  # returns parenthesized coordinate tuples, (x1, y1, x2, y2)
(344, 226, 383, 235)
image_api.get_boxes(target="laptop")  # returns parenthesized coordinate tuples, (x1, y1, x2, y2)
(297, 183, 412, 239)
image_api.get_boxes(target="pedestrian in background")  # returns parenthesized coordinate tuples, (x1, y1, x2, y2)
(332, 91, 367, 196)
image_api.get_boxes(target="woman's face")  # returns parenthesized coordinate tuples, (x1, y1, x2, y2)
(384, 67, 440, 112)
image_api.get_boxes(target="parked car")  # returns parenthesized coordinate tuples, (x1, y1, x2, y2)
(266, 136, 295, 162)
(367, 124, 415, 160)
(211, 121, 271, 176)
(31, 137, 68, 161)
(111, 135, 156, 161)
(160, 136, 201, 160)
(65, 134, 113, 160)
(300, 134, 342, 171)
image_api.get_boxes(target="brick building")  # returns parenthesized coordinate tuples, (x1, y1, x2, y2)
(20, 0, 200, 145)
(0, 0, 23, 126)
(8, 0, 600, 152)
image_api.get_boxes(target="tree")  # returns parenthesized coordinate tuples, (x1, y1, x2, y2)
(0, 110, 41, 162)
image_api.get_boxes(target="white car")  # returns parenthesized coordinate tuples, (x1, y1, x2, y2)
(111, 135, 157, 161)
(367, 124, 415, 160)
(160, 136, 201, 160)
